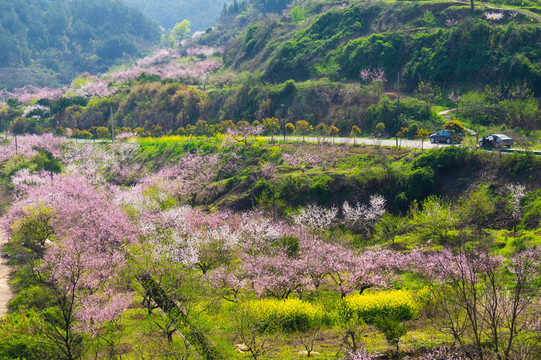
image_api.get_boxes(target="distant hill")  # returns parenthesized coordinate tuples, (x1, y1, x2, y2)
(0, 0, 160, 89)
(122, 0, 231, 31)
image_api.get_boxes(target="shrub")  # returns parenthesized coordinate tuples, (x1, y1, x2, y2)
(521, 189, 541, 230)
(406, 166, 436, 200)
(0, 311, 55, 359)
(373, 314, 408, 352)
(341, 290, 418, 323)
(243, 298, 328, 332)
(413, 146, 478, 176)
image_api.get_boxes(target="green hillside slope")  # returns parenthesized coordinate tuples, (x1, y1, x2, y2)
(218, 1, 541, 92)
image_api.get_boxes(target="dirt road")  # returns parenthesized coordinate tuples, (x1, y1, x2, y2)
(0, 231, 12, 318)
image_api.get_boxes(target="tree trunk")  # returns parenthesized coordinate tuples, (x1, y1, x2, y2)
(136, 274, 225, 360)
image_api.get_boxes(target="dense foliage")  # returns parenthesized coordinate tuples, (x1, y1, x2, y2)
(222, 1, 541, 93)
(0, 0, 160, 89)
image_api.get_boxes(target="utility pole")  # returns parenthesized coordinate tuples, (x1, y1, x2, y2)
(397, 72, 400, 108)
(110, 107, 115, 143)
(396, 72, 400, 148)
(281, 103, 286, 142)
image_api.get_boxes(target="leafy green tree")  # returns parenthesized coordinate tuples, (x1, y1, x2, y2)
(328, 125, 339, 144)
(458, 186, 496, 231)
(416, 128, 430, 151)
(396, 127, 408, 146)
(350, 125, 361, 145)
(10, 203, 56, 258)
(315, 123, 326, 136)
(171, 19, 191, 43)
(290, 5, 306, 22)
(422, 10, 436, 26)
(194, 120, 209, 136)
(459, 91, 487, 125)
(295, 120, 312, 142)
(373, 314, 408, 352)
(150, 125, 164, 137)
(500, 99, 539, 130)
(285, 122, 295, 135)
(410, 196, 459, 245)
(416, 80, 441, 117)
(219, 120, 235, 133)
(79, 130, 93, 140)
(0, 311, 56, 359)
(96, 126, 110, 139)
(375, 122, 385, 137)
(33, 150, 62, 183)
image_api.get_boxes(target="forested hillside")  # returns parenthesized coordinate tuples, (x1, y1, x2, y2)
(121, 0, 294, 33)
(0, 0, 160, 89)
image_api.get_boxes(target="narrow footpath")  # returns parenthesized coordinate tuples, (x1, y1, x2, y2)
(438, 108, 477, 135)
(0, 231, 12, 318)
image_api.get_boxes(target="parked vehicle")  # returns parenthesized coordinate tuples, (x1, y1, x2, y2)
(479, 134, 514, 148)
(429, 130, 463, 144)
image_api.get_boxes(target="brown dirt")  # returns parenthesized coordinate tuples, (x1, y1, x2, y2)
(0, 231, 12, 318)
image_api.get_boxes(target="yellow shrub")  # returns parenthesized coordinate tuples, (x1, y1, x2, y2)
(342, 290, 418, 323)
(243, 298, 326, 332)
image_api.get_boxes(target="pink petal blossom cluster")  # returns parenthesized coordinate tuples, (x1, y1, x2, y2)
(135, 48, 178, 67)
(186, 46, 220, 58)
(22, 104, 50, 118)
(10, 168, 49, 192)
(341, 348, 379, 360)
(260, 162, 277, 180)
(0, 133, 65, 162)
(191, 31, 206, 40)
(342, 195, 386, 234)
(76, 291, 133, 334)
(227, 125, 264, 143)
(115, 132, 138, 140)
(0, 85, 63, 104)
(139, 152, 221, 202)
(292, 204, 338, 232)
(448, 90, 461, 103)
(108, 56, 222, 84)
(409, 247, 505, 283)
(200, 213, 406, 299)
(282, 146, 348, 171)
(139, 206, 242, 270)
(360, 68, 386, 83)
(446, 19, 458, 27)
(417, 347, 466, 360)
(506, 183, 526, 222)
(75, 78, 118, 98)
(62, 141, 141, 186)
(1, 174, 137, 332)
